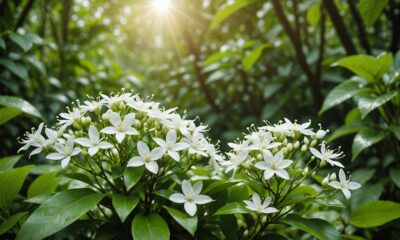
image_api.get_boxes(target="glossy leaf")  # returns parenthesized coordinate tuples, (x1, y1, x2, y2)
(164, 206, 197, 236)
(359, 0, 389, 26)
(62, 172, 94, 186)
(0, 155, 22, 172)
(112, 194, 139, 222)
(131, 213, 169, 240)
(335, 53, 392, 82)
(210, 0, 257, 29)
(0, 107, 21, 125)
(9, 33, 33, 52)
(27, 172, 59, 198)
(307, 3, 321, 27)
(203, 51, 233, 66)
(283, 214, 341, 240)
(0, 58, 28, 80)
(389, 168, 400, 188)
(0, 96, 42, 119)
(352, 129, 386, 160)
(124, 167, 144, 191)
(17, 189, 104, 240)
(358, 91, 397, 118)
(350, 200, 400, 228)
(328, 123, 368, 143)
(0, 212, 27, 235)
(214, 202, 249, 215)
(320, 78, 367, 114)
(242, 43, 270, 72)
(0, 165, 32, 209)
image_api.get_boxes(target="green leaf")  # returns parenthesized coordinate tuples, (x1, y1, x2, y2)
(358, 91, 397, 118)
(328, 123, 369, 143)
(242, 43, 270, 72)
(112, 194, 139, 222)
(0, 107, 22, 125)
(0, 155, 22, 172)
(351, 168, 376, 185)
(350, 200, 400, 228)
(0, 96, 42, 119)
(283, 214, 341, 240)
(17, 189, 104, 240)
(319, 78, 367, 114)
(359, 0, 389, 26)
(210, 0, 257, 29)
(389, 168, 400, 188)
(124, 167, 144, 190)
(214, 202, 249, 215)
(0, 212, 27, 235)
(0, 165, 32, 209)
(203, 51, 233, 66)
(164, 206, 197, 236)
(351, 183, 383, 209)
(62, 172, 94, 186)
(335, 53, 393, 82)
(27, 172, 59, 198)
(9, 33, 33, 52)
(390, 125, 400, 141)
(25, 56, 46, 75)
(0, 58, 28, 80)
(0, 37, 5, 49)
(307, 3, 321, 27)
(352, 129, 386, 160)
(131, 213, 170, 240)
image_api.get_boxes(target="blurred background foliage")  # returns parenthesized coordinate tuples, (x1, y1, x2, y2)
(1, 0, 400, 238)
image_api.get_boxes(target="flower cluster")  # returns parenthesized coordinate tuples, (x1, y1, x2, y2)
(18, 91, 223, 174)
(220, 118, 360, 216)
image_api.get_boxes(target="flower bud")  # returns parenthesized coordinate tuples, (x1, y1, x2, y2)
(256, 153, 262, 161)
(294, 141, 300, 149)
(283, 148, 288, 156)
(119, 101, 126, 110)
(111, 148, 119, 158)
(81, 150, 88, 157)
(316, 130, 326, 139)
(329, 173, 337, 181)
(282, 138, 288, 146)
(134, 119, 141, 128)
(322, 176, 329, 186)
(303, 137, 309, 145)
(310, 139, 318, 147)
(72, 120, 80, 129)
(301, 144, 308, 152)
(319, 160, 327, 167)
(286, 143, 293, 152)
(102, 113, 109, 121)
(261, 216, 267, 223)
(302, 167, 309, 176)
(243, 230, 249, 238)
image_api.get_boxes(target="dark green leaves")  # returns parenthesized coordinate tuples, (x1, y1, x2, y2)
(359, 0, 389, 27)
(112, 194, 139, 222)
(335, 53, 392, 82)
(9, 33, 33, 52)
(214, 202, 249, 215)
(17, 189, 104, 240)
(0, 212, 27, 235)
(0, 155, 22, 171)
(0, 165, 32, 209)
(0, 59, 28, 80)
(352, 129, 387, 160)
(320, 78, 367, 114)
(164, 206, 197, 236)
(0, 96, 43, 119)
(131, 213, 169, 240)
(358, 91, 397, 118)
(350, 200, 400, 228)
(283, 214, 340, 240)
(210, 0, 257, 28)
(27, 172, 59, 198)
(124, 167, 144, 190)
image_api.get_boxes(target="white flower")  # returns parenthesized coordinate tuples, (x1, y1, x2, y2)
(283, 118, 314, 136)
(244, 193, 278, 214)
(329, 169, 361, 199)
(310, 142, 344, 168)
(247, 131, 281, 151)
(222, 151, 249, 173)
(153, 130, 189, 161)
(127, 141, 165, 174)
(81, 100, 104, 112)
(127, 98, 154, 112)
(75, 125, 113, 156)
(58, 108, 84, 126)
(146, 107, 175, 122)
(18, 123, 44, 153)
(228, 139, 251, 153)
(46, 136, 82, 168)
(162, 113, 193, 134)
(205, 143, 225, 162)
(169, 180, 213, 216)
(254, 150, 292, 180)
(101, 112, 139, 143)
(101, 93, 132, 107)
(185, 132, 208, 157)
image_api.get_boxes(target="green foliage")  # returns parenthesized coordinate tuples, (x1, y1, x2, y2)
(112, 194, 139, 222)
(17, 189, 104, 240)
(210, 0, 257, 28)
(350, 200, 400, 228)
(0, 155, 22, 171)
(359, 0, 390, 26)
(0, 165, 32, 209)
(27, 172, 58, 198)
(131, 213, 170, 240)
(164, 206, 197, 236)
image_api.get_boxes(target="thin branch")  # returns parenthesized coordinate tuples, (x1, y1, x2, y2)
(324, 0, 357, 55)
(270, 0, 323, 110)
(348, 0, 371, 54)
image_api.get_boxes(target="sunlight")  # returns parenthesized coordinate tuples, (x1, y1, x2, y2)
(153, 0, 172, 14)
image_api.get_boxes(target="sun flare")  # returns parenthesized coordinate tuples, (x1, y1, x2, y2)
(153, 0, 172, 13)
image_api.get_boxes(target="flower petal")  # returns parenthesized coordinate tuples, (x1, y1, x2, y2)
(194, 195, 213, 204)
(137, 141, 150, 156)
(115, 133, 125, 143)
(127, 156, 145, 167)
(101, 127, 118, 134)
(184, 202, 197, 216)
(88, 146, 99, 156)
(46, 153, 65, 160)
(75, 138, 92, 147)
(263, 169, 275, 180)
(169, 193, 186, 203)
(192, 181, 203, 195)
(61, 157, 71, 168)
(347, 182, 361, 190)
(145, 161, 159, 174)
(275, 169, 289, 180)
(166, 130, 177, 143)
(88, 125, 99, 142)
(182, 180, 192, 196)
(109, 112, 121, 127)
(151, 147, 165, 160)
